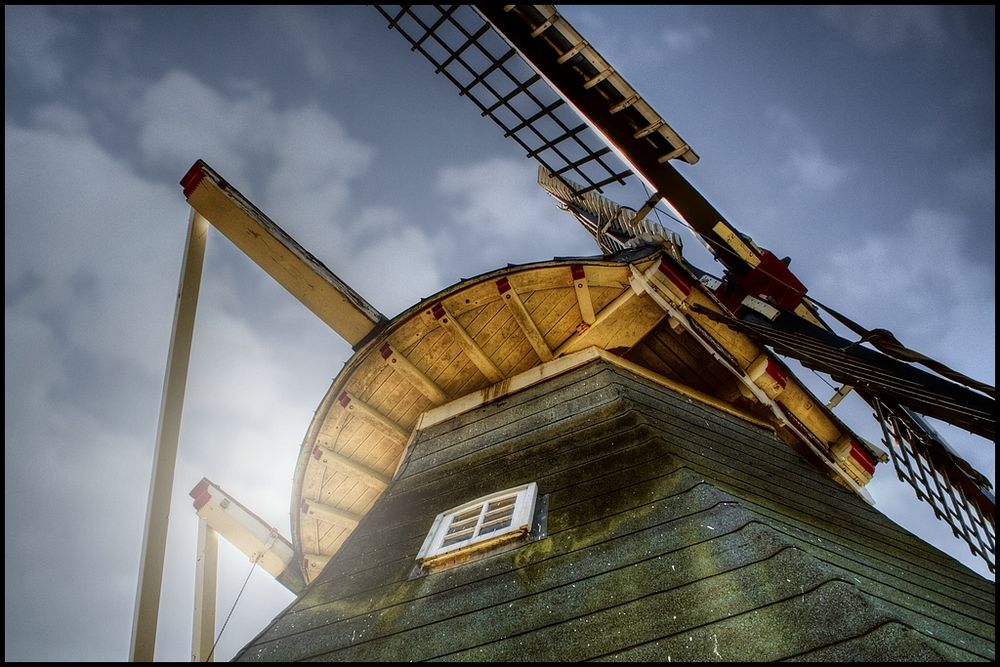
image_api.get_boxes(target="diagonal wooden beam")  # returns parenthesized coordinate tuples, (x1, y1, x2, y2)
(300, 499, 362, 530)
(311, 444, 390, 490)
(379, 343, 449, 405)
(496, 278, 553, 362)
(131, 210, 208, 662)
(338, 390, 409, 443)
(431, 303, 505, 383)
(181, 160, 385, 346)
(555, 276, 666, 357)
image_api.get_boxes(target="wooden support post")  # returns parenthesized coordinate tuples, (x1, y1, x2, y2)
(130, 210, 208, 662)
(191, 519, 218, 663)
(497, 278, 553, 362)
(312, 444, 391, 490)
(181, 160, 385, 346)
(555, 284, 661, 356)
(432, 303, 505, 383)
(571, 265, 596, 324)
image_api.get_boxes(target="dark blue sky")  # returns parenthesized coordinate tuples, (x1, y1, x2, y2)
(5, 5, 994, 661)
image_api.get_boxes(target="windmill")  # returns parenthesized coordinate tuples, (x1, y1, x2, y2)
(131, 4, 994, 662)
(369, 2, 995, 569)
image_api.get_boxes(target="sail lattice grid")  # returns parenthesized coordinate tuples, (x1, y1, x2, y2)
(376, 5, 633, 196)
(377, 3, 997, 576)
(873, 399, 995, 573)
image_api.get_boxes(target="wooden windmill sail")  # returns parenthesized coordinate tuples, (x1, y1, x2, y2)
(371, 4, 995, 571)
(134, 4, 994, 662)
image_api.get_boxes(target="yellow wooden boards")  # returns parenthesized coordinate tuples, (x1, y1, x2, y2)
(288, 252, 873, 584)
(182, 160, 384, 345)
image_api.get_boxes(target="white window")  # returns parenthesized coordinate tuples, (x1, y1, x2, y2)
(416, 483, 538, 566)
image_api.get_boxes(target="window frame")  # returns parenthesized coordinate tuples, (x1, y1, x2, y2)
(416, 482, 538, 566)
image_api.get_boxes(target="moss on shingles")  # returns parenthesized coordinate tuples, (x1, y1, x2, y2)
(237, 359, 995, 663)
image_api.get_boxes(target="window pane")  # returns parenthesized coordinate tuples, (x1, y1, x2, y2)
(487, 497, 516, 511)
(441, 534, 472, 548)
(417, 483, 537, 565)
(446, 515, 480, 534)
(483, 505, 515, 520)
(478, 516, 513, 535)
(452, 507, 483, 523)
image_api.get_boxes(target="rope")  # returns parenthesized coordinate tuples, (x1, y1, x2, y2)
(644, 198, 995, 399)
(206, 554, 261, 662)
(810, 368, 838, 391)
(805, 296, 996, 399)
(541, 167, 995, 400)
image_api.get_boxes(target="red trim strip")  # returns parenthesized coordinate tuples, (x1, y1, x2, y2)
(765, 358, 788, 389)
(189, 477, 211, 499)
(180, 160, 207, 199)
(850, 441, 876, 475)
(190, 478, 213, 510)
(657, 259, 692, 295)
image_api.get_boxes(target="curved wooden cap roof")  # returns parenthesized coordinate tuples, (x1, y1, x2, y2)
(289, 247, 873, 584)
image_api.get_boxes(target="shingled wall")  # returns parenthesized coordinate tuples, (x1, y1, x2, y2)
(236, 359, 995, 661)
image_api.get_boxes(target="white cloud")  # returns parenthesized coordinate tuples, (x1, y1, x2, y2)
(4, 116, 185, 657)
(435, 156, 595, 273)
(30, 104, 91, 135)
(261, 105, 375, 237)
(6, 68, 396, 658)
(136, 71, 277, 185)
(269, 7, 362, 81)
(130, 69, 448, 316)
(782, 147, 850, 192)
(337, 206, 444, 316)
(4, 6, 72, 90)
(136, 71, 374, 201)
(660, 25, 712, 53)
(562, 8, 708, 70)
(819, 6, 948, 51)
(5, 118, 183, 377)
(767, 107, 850, 193)
(816, 207, 994, 381)
(949, 150, 996, 205)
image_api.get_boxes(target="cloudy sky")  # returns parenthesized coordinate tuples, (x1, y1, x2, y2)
(5, 5, 994, 662)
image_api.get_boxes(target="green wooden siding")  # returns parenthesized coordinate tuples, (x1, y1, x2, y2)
(237, 360, 994, 662)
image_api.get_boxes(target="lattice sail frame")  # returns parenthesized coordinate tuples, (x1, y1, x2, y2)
(536, 166, 682, 254)
(377, 4, 996, 574)
(872, 399, 995, 572)
(376, 5, 636, 196)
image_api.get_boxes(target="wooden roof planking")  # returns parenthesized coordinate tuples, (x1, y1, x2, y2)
(180, 158, 884, 586)
(288, 247, 884, 586)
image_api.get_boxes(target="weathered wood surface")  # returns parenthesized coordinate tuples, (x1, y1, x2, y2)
(241, 361, 994, 663)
